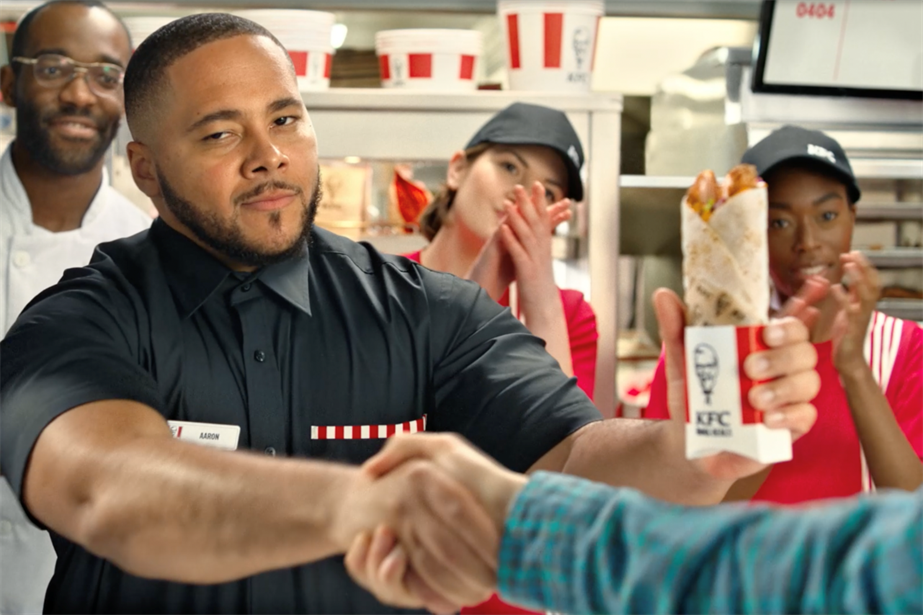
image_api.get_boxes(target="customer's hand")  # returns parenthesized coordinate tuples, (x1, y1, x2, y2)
(654, 288, 821, 481)
(344, 434, 528, 613)
(332, 455, 503, 614)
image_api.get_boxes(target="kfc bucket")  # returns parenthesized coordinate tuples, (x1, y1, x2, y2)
(498, 0, 603, 92)
(376, 29, 482, 92)
(234, 9, 335, 91)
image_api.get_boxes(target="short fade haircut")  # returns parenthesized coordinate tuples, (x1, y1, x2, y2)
(11, 0, 132, 74)
(123, 13, 289, 140)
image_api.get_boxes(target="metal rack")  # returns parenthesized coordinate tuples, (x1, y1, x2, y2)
(300, 88, 624, 415)
(625, 49, 923, 341)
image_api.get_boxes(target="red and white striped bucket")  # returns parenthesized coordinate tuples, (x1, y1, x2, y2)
(498, 0, 603, 92)
(234, 9, 335, 92)
(376, 29, 481, 92)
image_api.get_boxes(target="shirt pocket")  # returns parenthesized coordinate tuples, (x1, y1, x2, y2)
(309, 415, 427, 464)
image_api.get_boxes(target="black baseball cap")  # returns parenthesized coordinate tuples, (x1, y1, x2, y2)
(742, 125, 861, 203)
(465, 102, 585, 202)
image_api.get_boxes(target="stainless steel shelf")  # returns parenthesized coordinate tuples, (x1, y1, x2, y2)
(851, 158, 923, 180)
(876, 299, 923, 322)
(862, 249, 923, 269)
(857, 203, 923, 221)
(0, 0, 764, 19)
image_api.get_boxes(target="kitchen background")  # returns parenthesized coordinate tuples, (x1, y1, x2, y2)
(1, 0, 920, 416)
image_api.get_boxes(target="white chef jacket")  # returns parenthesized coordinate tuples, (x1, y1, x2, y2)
(0, 142, 152, 614)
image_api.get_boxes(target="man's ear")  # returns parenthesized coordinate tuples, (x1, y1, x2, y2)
(126, 141, 162, 200)
(1, 65, 18, 108)
(445, 150, 469, 191)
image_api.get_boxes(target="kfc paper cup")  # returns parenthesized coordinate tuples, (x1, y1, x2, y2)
(234, 9, 336, 91)
(684, 324, 792, 464)
(497, 0, 603, 92)
(375, 29, 482, 91)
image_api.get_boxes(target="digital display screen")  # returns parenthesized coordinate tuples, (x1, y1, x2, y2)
(752, 0, 923, 99)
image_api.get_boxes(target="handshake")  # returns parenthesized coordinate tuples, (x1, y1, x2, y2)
(330, 433, 525, 615)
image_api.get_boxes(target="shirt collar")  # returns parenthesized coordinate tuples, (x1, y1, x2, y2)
(259, 244, 313, 317)
(1, 141, 111, 229)
(150, 218, 312, 319)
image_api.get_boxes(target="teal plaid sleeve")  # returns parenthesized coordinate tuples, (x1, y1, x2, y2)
(498, 471, 923, 615)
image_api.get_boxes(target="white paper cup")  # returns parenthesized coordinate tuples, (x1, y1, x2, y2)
(497, 0, 603, 92)
(234, 9, 336, 91)
(684, 324, 792, 464)
(375, 29, 482, 92)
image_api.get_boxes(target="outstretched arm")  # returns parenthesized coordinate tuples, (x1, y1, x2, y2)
(529, 288, 820, 504)
(499, 472, 921, 615)
(350, 433, 922, 615)
(22, 399, 498, 611)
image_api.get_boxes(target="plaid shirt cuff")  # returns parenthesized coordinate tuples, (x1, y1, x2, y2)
(497, 471, 614, 614)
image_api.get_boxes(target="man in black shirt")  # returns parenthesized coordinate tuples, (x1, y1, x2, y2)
(0, 13, 822, 614)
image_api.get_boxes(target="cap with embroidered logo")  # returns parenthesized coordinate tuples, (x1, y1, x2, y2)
(742, 125, 861, 203)
(465, 102, 585, 201)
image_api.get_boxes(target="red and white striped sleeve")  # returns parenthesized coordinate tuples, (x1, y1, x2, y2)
(870, 314, 923, 460)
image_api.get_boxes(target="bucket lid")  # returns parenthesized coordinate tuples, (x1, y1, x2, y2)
(234, 9, 336, 26)
(376, 29, 482, 55)
(497, 0, 604, 15)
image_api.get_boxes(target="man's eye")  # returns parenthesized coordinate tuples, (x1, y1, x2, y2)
(821, 211, 838, 222)
(274, 116, 297, 126)
(204, 132, 228, 141)
(769, 219, 789, 229)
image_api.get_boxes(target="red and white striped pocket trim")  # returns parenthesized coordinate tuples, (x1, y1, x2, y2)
(311, 415, 427, 440)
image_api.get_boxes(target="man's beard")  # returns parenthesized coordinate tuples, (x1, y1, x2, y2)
(16, 99, 117, 176)
(159, 173, 320, 269)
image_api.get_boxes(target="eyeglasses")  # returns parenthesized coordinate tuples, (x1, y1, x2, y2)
(12, 54, 124, 97)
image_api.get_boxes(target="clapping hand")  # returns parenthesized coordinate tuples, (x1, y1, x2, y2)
(467, 182, 570, 302)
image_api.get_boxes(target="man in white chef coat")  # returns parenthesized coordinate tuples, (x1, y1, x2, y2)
(0, 1, 151, 611)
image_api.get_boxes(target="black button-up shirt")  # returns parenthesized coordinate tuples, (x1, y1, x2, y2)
(1, 219, 600, 614)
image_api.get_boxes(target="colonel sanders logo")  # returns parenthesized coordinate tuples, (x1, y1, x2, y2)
(693, 343, 719, 404)
(573, 27, 591, 70)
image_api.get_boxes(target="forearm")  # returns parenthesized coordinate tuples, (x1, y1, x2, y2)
(523, 300, 574, 377)
(499, 472, 922, 615)
(83, 438, 355, 582)
(25, 401, 356, 584)
(840, 363, 923, 490)
(559, 419, 731, 505)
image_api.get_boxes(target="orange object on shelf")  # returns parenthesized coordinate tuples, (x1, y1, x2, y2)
(391, 165, 432, 230)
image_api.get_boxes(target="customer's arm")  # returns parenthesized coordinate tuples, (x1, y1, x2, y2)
(499, 472, 922, 615)
(351, 434, 921, 615)
(530, 288, 821, 504)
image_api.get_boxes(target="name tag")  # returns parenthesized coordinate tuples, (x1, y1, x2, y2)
(168, 421, 240, 451)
